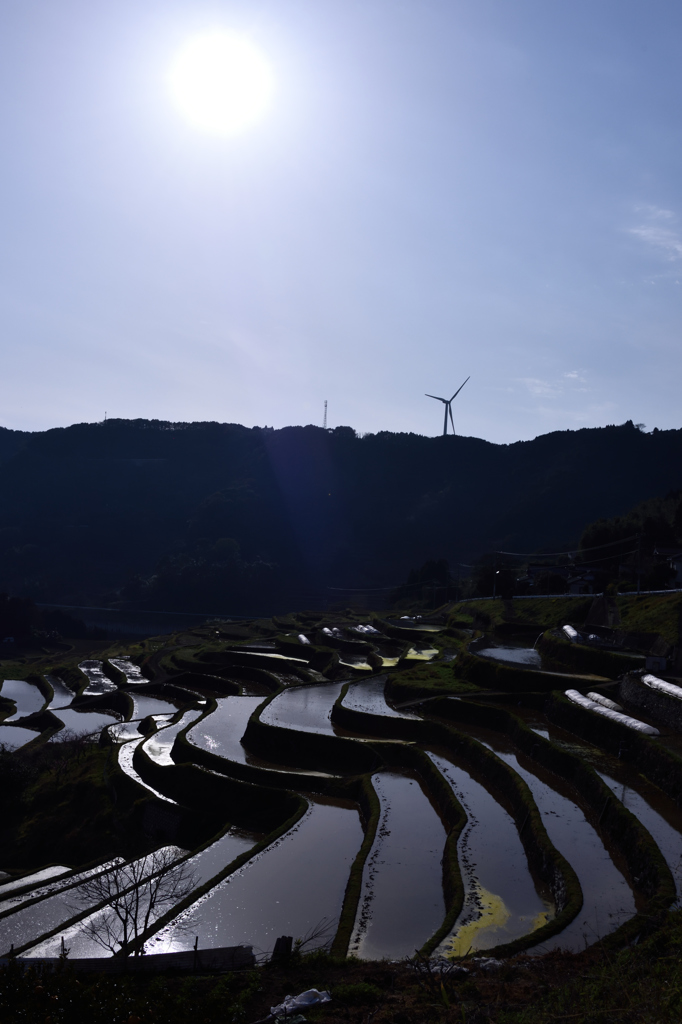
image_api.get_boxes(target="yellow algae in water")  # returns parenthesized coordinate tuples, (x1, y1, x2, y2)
(530, 908, 550, 931)
(405, 647, 438, 661)
(446, 886, 553, 958)
(447, 885, 511, 957)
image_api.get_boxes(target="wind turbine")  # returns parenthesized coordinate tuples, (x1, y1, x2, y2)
(426, 376, 470, 436)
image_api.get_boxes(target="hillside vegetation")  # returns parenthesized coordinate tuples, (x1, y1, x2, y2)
(1, 418, 681, 614)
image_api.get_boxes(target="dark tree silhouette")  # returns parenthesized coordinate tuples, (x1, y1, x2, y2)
(71, 848, 196, 956)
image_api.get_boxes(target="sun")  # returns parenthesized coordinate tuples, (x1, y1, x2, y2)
(168, 31, 274, 135)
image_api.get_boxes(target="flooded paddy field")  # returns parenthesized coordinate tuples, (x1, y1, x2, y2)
(142, 710, 204, 766)
(428, 752, 552, 956)
(4, 604, 682, 963)
(150, 797, 363, 957)
(524, 716, 682, 897)
(187, 696, 267, 763)
(23, 831, 258, 958)
(45, 674, 75, 708)
(0, 679, 45, 720)
(52, 708, 119, 736)
(349, 772, 447, 960)
(0, 860, 125, 955)
(341, 677, 420, 720)
(78, 661, 117, 695)
(0, 724, 42, 749)
(468, 731, 638, 952)
(260, 682, 346, 735)
(117, 735, 178, 804)
(0, 867, 72, 901)
(129, 693, 177, 719)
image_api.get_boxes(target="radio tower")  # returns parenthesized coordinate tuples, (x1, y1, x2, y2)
(323, 400, 328, 429)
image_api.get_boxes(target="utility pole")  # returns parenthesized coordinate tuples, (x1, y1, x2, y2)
(637, 533, 642, 595)
(323, 400, 327, 429)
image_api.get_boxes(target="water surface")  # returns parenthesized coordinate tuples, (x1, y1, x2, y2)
(349, 772, 446, 960)
(45, 675, 75, 709)
(0, 867, 71, 900)
(109, 658, 147, 684)
(1, 860, 123, 955)
(484, 745, 637, 951)
(117, 736, 178, 804)
(51, 708, 118, 738)
(598, 772, 682, 896)
(78, 661, 117, 696)
(260, 683, 346, 735)
(428, 752, 551, 956)
(150, 798, 363, 956)
(142, 710, 204, 766)
(0, 725, 40, 749)
(477, 647, 541, 667)
(341, 677, 419, 720)
(18, 849, 186, 957)
(187, 696, 266, 764)
(0, 679, 45, 721)
(130, 694, 177, 719)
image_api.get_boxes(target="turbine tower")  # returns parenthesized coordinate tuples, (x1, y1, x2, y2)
(426, 377, 470, 436)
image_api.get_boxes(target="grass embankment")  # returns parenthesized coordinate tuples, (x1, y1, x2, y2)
(4, 912, 682, 1023)
(386, 660, 479, 702)
(0, 736, 152, 871)
(447, 593, 682, 646)
(448, 597, 594, 632)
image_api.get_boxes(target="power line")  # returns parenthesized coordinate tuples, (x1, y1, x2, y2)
(496, 535, 638, 558)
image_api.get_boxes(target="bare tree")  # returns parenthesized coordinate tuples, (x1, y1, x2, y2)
(70, 848, 196, 956)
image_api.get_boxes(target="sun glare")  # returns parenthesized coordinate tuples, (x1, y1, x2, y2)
(169, 31, 274, 135)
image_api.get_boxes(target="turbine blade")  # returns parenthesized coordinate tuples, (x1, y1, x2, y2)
(449, 404, 455, 434)
(425, 394, 446, 402)
(450, 376, 470, 402)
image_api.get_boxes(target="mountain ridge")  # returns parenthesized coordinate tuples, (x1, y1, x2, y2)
(0, 418, 680, 612)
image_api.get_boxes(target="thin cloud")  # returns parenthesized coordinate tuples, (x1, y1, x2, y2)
(518, 371, 589, 397)
(629, 205, 682, 261)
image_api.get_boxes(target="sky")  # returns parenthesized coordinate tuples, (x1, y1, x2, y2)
(0, 0, 681, 443)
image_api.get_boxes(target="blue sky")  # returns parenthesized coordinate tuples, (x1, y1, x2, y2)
(0, 0, 681, 442)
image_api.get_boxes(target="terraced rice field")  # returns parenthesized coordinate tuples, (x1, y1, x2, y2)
(2, 620, 681, 963)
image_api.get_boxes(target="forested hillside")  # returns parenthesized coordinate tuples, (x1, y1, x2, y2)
(0, 418, 680, 613)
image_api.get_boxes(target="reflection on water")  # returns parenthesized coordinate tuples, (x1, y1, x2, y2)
(142, 710, 204, 766)
(477, 647, 542, 667)
(0, 679, 45, 721)
(130, 694, 177, 720)
(45, 674, 75, 709)
(349, 772, 446, 960)
(188, 695, 338, 779)
(78, 661, 117, 696)
(598, 773, 682, 896)
(150, 798, 363, 955)
(118, 736, 177, 804)
(21, 848, 190, 958)
(109, 657, 147, 685)
(483, 745, 637, 952)
(405, 647, 438, 661)
(52, 708, 118, 738)
(109, 721, 143, 743)
(260, 683, 346, 735)
(342, 677, 419, 720)
(1, 860, 123, 955)
(0, 867, 71, 900)
(188, 696, 266, 765)
(528, 719, 682, 898)
(386, 620, 443, 633)
(428, 752, 551, 956)
(0, 725, 40, 749)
